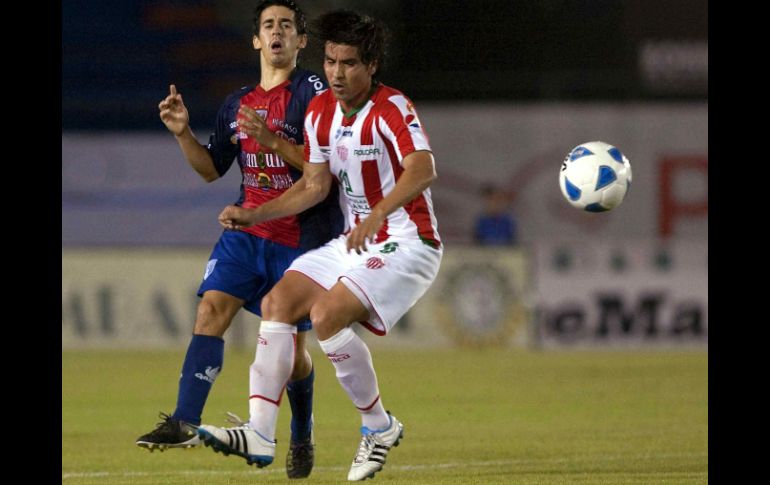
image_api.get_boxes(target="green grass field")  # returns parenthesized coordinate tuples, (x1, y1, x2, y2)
(62, 348, 707, 484)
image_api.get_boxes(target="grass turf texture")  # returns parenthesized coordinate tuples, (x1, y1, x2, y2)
(63, 348, 707, 484)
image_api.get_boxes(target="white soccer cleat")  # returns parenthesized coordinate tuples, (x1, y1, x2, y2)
(347, 413, 404, 481)
(197, 419, 275, 468)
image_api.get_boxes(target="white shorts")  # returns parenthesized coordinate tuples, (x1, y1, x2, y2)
(286, 235, 443, 335)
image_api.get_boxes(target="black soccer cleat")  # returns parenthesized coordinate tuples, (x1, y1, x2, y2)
(136, 412, 200, 451)
(286, 436, 315, 479)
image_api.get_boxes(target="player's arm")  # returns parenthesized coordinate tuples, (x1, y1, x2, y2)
(219, 161, 332, 230)
(159, 84, 220, 182)
(237, 105, 304, 170)
(346, 150, 437, 254)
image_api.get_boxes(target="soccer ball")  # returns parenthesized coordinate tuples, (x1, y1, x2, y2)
(559, 141, 632, 212)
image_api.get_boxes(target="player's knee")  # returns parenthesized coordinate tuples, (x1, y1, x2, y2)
(260, 290, 278, 319)
(261, 288, 294, 321)
(309, 302, 344, 340)
(194, 300, 230, 336)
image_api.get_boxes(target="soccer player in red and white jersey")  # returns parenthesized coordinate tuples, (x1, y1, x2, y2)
(198, 10, 443, 481)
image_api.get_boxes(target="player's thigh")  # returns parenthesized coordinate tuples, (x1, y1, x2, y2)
(195, 290, 245, 336)
(261, 270, 326, 323)
(199, 231, 270, 316)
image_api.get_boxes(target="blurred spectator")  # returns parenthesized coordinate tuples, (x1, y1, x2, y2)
(474, 184, 517, 246)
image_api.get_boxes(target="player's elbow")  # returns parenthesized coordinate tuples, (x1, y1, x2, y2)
(427, 168, 437, 183)
(420, 164, 437, 189)
(196, 163, 219, 183)
(199, 169, 220, 183)
(308, 180, 330, 204)
(406, 151, 436, 187)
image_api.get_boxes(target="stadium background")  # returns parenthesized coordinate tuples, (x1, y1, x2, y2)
(62, 1, 707, 482)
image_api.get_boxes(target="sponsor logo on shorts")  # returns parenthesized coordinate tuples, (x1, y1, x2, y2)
(204, 259, 217, 280)
(258, 336, 267, 346)
(366, 257, 386, 269)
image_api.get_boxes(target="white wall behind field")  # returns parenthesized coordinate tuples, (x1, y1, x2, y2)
(62, 102, 707, 246)
(62, 243, 706, 350)
(421, 102, 707, 243)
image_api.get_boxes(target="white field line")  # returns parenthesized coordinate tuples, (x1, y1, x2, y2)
(63, 451, 707, 479)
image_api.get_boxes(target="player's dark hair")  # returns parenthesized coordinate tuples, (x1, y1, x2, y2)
(312, 10, 389, 79)
(253, 0, 307, 36)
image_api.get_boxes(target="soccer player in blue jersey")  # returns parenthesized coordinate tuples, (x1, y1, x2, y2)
(135, 1, 343, 478)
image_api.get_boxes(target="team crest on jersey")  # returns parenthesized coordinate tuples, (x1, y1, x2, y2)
(255, 108, 268, 120)
(336, 145, 349, 161)
(366, 257, 386, 269)
(257, 173, 271, 190)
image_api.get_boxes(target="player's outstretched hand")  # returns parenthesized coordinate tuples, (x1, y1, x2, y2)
(238, 105, 277, 149)
(347, 211, 386, 254)
(158, 84, 190, 137)
(218, 205, 259, 231)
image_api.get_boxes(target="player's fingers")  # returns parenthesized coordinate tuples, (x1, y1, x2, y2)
(238, 106, 254, 120)
(170, 84, 177, 96)
(241, 107, 261, 125)
(354, 232, 367, 254)
(346, 232, 357, 253)
(160, 96, 177, 110)
(347, 238, 361, 255)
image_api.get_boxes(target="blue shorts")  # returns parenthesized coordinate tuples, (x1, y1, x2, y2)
(198, 230, 312, 332)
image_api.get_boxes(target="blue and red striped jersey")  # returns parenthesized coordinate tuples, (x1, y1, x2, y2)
(206, 68, 343, 250)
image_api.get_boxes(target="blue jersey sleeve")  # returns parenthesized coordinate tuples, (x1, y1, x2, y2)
(206, 87, 251, 177)
(284, 69, 327, 148)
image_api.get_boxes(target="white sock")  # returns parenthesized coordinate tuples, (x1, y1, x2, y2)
(248, 321, 296, 442)
(318, 327, 389, 430)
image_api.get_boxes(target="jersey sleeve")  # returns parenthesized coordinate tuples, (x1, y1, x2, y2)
(377, 94, 432, 165)
(286, 70, 328, 147)
(295, 70, 328, 108)
(303, 97, 329, 164)
(205, 90, 244, 176)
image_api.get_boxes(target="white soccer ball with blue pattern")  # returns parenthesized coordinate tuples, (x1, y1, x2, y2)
(559, 141, 632, 212)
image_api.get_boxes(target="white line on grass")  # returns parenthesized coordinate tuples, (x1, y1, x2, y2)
(63, 451, 707, 479)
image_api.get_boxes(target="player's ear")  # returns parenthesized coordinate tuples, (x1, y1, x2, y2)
(253, 34, 262, 51)
(297, 33, 308, 50)
(368, 61, 378, 76)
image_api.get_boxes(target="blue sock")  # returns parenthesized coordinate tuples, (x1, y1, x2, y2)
(286, 366, 314, 442)
(171, 334, 224, 426)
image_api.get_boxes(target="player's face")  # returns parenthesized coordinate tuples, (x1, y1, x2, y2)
(253, 6, 307, 68)
(324, 42, 377, 111)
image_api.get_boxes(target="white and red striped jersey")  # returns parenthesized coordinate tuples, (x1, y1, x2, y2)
(303, 84, 441, 248)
